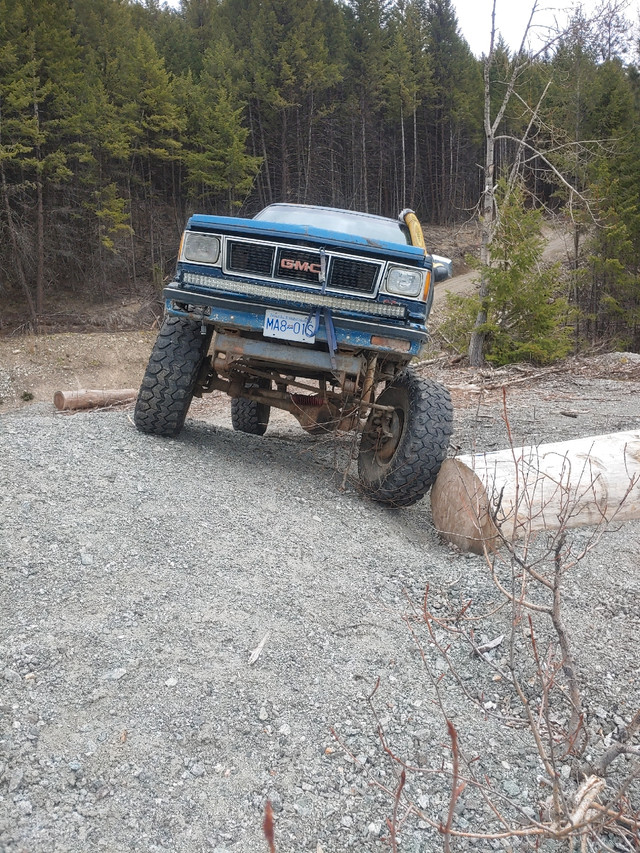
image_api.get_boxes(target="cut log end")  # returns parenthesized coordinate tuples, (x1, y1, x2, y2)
(53, 388, 138, 411)
(431, 458, 499, 555)
(431, 431, 640, 553)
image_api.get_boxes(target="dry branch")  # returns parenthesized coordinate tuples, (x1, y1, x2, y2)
(357, 394, 640, 851)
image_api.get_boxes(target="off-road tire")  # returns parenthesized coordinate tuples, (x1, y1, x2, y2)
(231, 378, 271, 436)
(134, 315, 211, 438)
(358, 368, 453, 507)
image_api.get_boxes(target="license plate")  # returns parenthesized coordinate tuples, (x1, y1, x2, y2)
(263, 309, 316, 343)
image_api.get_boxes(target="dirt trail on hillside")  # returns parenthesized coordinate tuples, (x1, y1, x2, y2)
(433, 223, 574, 305)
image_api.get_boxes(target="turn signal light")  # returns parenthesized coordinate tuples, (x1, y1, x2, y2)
(370, 336, 411, 352)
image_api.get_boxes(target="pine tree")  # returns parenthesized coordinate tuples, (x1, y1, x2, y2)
(344, 0, 390, 211)
(443, 181, 572, 365)
(175, 42, 261, 214)
(216, 0, 343, 206)
(0, 0, 86, 318)
(424, 0, 482, 221)
(581, 59, 638, 348)
(105, 29, 185, 283)
(382, 1, 432, 213)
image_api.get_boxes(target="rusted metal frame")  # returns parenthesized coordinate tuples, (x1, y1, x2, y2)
(200, 331, 399, 426)
(359, 354, 378, 419)
(203, 362, 393, 418)
(247, 392, 320, 417)
(229, 385, 344, 419)
(197, 364, 341, 415)
(228, 365, 343, 400)
(229, 381, 367, 419)
(212, 331, 365, 377)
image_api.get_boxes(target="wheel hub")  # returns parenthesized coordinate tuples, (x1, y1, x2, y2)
(369, 409, 403, 462)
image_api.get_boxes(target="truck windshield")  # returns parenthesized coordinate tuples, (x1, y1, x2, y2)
(254, 203, 411, 246)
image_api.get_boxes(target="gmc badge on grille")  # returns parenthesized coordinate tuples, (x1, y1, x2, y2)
(280, 258, 321, 275)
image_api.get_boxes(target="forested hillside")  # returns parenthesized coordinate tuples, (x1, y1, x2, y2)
(0, 0, 638, 351)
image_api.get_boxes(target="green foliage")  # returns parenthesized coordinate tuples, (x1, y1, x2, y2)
(92, 182, 132, 251)
(423, 0, 483, 219)
(584, 59, 634, 139)
(440, 184, 573, 365)
(582, 151, 640, 349)
(382, 5, 431, 122)
(0, 0, 638, 343)
(114, 29, 185, 162)
(0, 0, 86, 180)
(438, 290, 480, 353)
(175, 61, 261, 210)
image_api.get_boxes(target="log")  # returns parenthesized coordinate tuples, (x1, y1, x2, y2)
(430, 458, 499, 554)
(53, 388, 138, 411)
(431, 430, 640, 554)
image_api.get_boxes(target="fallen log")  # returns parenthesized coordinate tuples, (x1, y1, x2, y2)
(431, 430, 640, 554)
(53, 388, 138, 411)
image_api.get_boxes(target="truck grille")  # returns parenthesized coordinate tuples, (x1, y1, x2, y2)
(330, 257, 378, 293)
(227, 241, 274, 276)
(226, 239, 381, 295)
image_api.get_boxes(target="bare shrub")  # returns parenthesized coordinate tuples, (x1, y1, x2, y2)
(334, 409, 639, 851)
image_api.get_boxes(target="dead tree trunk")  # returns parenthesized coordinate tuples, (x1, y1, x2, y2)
(468, 1, 542, 367)
(431, 430, 640, 553)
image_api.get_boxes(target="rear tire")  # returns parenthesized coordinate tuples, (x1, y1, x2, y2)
(134, 315, 211, 438)
(231, 378, 271, 436)
(358, 368, 453, 507)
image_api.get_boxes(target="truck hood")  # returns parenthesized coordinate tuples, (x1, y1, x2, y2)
(187, 214, 427, 264)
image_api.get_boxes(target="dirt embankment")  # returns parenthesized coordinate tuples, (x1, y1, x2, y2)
(0, 331, 157, 412)
(431, 221, 575, 305)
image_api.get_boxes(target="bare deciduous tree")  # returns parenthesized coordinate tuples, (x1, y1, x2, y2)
(467, 1, 597, 367)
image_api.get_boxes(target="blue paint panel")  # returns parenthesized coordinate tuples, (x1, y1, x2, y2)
(187, 214, 426, 264)
(165, 299, 426, 358)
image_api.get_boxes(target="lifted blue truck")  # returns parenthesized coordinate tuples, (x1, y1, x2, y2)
(134, 203, 454, 507)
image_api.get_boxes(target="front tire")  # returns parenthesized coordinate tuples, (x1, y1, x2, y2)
(134, 315, 211, 437)
(358, 368, 453, 507)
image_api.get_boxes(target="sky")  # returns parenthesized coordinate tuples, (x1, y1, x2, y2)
(453, 0, 638, 57)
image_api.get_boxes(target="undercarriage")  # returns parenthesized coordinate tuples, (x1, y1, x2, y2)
(134, 316, 453, 507)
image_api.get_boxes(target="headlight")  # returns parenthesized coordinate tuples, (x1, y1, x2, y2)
(384, 265, 425, 298)
(182, 232, 221, 264)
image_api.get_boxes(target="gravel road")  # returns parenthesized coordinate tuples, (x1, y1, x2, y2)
(1, 354, 639, 853)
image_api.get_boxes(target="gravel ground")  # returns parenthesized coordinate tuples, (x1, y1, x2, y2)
(1, 353, 639, 853)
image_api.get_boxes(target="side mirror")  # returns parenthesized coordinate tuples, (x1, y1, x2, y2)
(431, 254, 452, 283)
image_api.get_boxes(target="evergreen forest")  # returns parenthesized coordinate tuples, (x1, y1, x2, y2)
(0, 0, 639, 353)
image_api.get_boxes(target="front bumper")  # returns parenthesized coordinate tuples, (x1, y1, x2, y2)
(164, 284, 428, 359)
